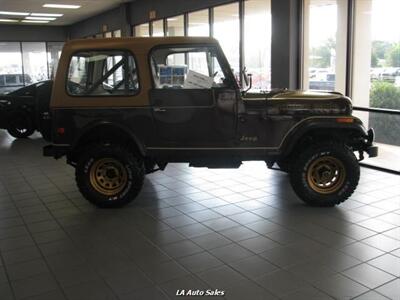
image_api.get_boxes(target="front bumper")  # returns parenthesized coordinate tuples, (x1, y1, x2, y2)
(364, 128, 378, 158)
(366, 145, 378, 158)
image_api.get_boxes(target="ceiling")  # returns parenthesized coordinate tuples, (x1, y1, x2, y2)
(0, 0, 129, 26)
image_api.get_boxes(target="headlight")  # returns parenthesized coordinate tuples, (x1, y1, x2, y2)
(0, 100, 10, 107)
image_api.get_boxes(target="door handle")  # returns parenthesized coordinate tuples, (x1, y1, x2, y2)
(154, 107, 166, 112)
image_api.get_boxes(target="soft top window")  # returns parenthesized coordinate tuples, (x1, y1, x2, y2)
(150, 46, 229, 89)
(67, 50, 139, 96)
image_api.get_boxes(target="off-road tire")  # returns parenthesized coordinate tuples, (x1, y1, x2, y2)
(289, 143, 359, 207)
(7, 114, 35, 138)
(76, 143, 145, 208)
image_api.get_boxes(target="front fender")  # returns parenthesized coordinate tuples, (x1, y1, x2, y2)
(280, 116, 368, 156)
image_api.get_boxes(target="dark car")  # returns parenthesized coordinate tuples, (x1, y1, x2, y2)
(43, 37, 378, 208)
(0, 80, 52, 138)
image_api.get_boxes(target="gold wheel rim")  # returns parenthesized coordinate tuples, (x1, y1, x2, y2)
(89, 158, 128, 196)
(306, 156, 346, 194)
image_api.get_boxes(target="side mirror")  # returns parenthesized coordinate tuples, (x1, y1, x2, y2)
(245, 74, 253, 93)
(241, 67, 252, 94)
(242, 67, 249, 87)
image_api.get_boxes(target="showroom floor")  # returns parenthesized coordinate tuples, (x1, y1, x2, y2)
(0, 131, 399, 300)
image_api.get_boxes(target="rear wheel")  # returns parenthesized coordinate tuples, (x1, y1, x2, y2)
(76, 144, 145, 208)
(289, 143, 359, 207)
(7, 114, 34, 138)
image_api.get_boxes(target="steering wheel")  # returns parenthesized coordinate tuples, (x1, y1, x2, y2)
(67, 81, 87, 95)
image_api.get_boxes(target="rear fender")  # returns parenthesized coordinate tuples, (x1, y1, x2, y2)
(71, 121, 146, 156)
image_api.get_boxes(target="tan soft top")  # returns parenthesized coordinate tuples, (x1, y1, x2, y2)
(63, 37, 220, 54)
(52, 37, 221, 108)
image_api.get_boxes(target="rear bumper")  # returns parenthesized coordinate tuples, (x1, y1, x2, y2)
(43, 144, 69, 159)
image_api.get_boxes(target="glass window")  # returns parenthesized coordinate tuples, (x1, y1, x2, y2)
(47, 42, 64, 80)
(303, 0, 347, 93)
(134, 23, 149, 37)
(188, 9, 209, 36)
(151, 46, 227, 89)
(22, 42, 48, 84)
(113, 30, 121, 37)
(152, 20, 164, 37)
(95, 33, 103, 38)
(352, 0, 400, 171)
(104, 32, 112, 38)
(0, 42, 23, 94)
(214, 3, 240, 83)
(167, 15, 184, 36)
(67, 51, 139, 96)
(5, 75, 17, 84)
(245, 0, 272, 92)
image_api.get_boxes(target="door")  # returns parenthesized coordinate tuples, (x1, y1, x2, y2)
(149, 45, 238, 147)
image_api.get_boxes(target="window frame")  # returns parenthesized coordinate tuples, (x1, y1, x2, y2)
(166, 14, 185, 37)
(301, 0, 349, 94)
(187, 8, 210, 37)
(65, 49, 141, 98)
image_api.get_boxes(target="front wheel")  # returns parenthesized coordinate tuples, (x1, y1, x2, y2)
(76, 144, 145, 208)
(289, 143, 360, 207)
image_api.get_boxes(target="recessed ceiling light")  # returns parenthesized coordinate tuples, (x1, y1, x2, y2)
(21, 20, 50, 23)
(43, 4, 81, 9)
(31, 13, 63, 17)
(26, 16, 56, 21)
(0, 18, 19, 22)
(0, 11, 29, 16)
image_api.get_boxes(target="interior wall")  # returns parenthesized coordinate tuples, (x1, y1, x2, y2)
(68, 5, 127, 39)
(0, 25, 67, 41)
(0, 0, 301, 89)
(129, 0, 235, 25)
(70, 0, 303, 89)
(67, 0, 236, 38)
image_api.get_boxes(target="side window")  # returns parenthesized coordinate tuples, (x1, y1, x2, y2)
(5, 75, 17, 85)
(67, 50, 139, 96)
(151, 47, 227, 89)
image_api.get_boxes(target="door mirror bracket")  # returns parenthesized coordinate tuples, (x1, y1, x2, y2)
(241, 67, 252, 95)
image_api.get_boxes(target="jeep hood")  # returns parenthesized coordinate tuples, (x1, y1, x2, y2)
(242, 89, 353, 114)
(244, 89, 345, 101)
(270, 90, 344, 100)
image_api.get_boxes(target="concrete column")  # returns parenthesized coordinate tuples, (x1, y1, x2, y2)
(302, 0, 310, 90)
(335, 0, 348, 94)
(119, 3, 132, 37)
(271, 0, 301, 89)
(351, 0, 372, 125)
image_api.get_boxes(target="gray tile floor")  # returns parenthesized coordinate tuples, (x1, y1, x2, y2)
(0, 131, 399, 300)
